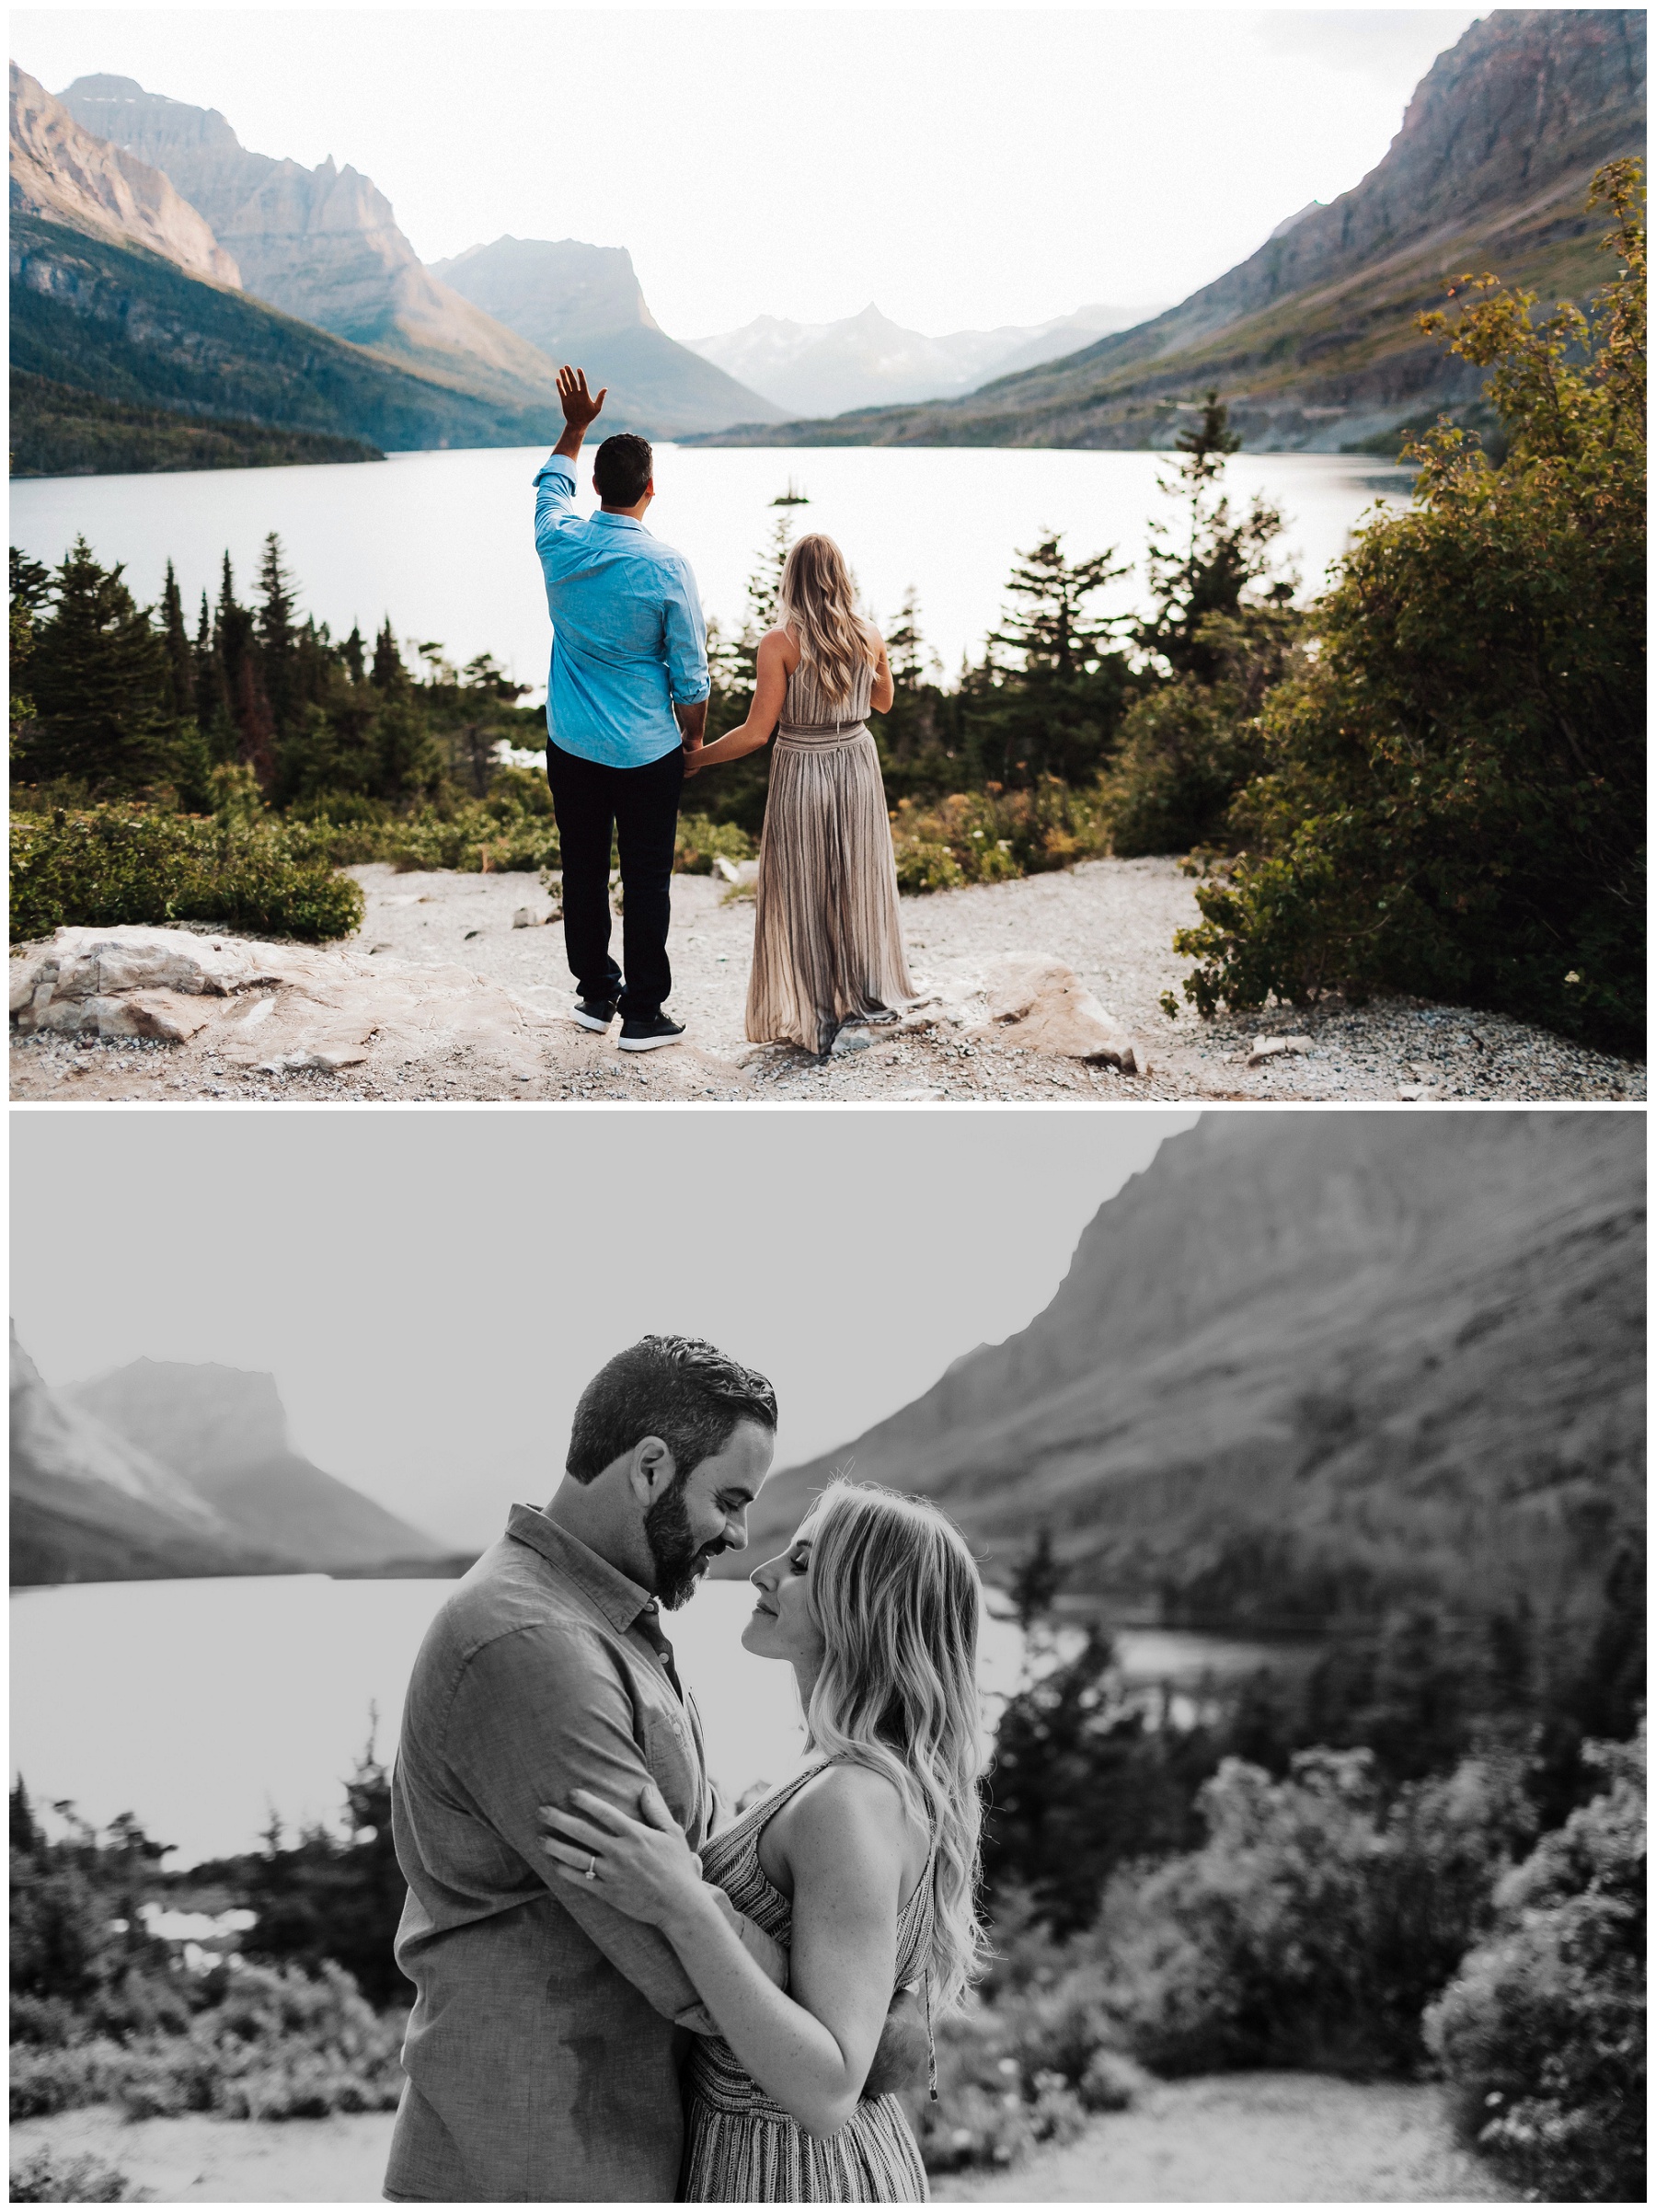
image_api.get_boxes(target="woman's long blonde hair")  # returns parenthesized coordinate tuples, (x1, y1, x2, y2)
(777, 535, 880, 706)
(799, 1480, 989, 2012)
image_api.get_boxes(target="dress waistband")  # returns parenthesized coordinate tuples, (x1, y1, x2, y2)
(775, 720, 868, 748)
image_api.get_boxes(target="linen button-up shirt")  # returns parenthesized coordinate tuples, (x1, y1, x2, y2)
(532, 455, 710, 769)
(385, 1507, 722, 2203)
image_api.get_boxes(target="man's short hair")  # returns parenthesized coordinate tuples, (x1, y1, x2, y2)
(592, 433, 653, 508)
(566, 1335, 776, 1484)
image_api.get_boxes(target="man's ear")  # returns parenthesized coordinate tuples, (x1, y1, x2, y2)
(628, 1434, 677, 1503)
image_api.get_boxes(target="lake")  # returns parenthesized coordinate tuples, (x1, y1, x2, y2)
(7, 444, 1414, 700)
(9, 1576, 1312, 1867)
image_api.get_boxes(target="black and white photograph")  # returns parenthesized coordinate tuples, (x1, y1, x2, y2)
(8, 1107, 1647, 2204)
(6, 2, 1648, 2208)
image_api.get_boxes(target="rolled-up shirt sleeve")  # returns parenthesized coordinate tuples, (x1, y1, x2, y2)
(663, 564, 710, 705)
(445, 1621, 719, 2030)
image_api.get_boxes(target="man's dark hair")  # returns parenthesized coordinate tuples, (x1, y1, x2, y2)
(566, 1334, 776, 1484)
(593, 432, 653, 509)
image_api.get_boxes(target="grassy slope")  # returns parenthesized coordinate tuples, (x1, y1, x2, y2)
(10, 373, 383, 475)
(9, 215, 564, 471)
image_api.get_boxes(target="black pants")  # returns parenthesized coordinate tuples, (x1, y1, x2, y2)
(546, 739, 684, 1020)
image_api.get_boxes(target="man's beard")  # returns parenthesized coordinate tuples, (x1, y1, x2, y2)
(645, 1477, 722, 1610)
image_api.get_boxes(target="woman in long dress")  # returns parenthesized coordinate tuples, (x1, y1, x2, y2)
(685, 536, 916, 1054)
(540, 1480, 987, 2203)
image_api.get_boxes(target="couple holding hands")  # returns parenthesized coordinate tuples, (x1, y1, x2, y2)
(531, 366, 915, 1060)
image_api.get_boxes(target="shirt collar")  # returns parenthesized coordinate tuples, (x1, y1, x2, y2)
(505, 1503, 652, 1633)
(591, 510, 650, 535)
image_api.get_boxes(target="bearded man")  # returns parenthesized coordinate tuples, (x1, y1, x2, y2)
(384, 1335, 785, 2202)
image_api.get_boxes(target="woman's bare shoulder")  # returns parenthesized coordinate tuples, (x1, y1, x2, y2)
(758, 625, 799, 665)
(781, 1761, 918, 1865)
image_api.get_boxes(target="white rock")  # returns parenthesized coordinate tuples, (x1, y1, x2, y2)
(830, 1028, 871, 1057)
(970, 953, 1146, 1074)
(710, 854, 741, 884)
(1248, 1034, 1316, 1066)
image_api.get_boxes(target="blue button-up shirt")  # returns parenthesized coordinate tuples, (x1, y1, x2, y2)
(532, 455, 710, 769)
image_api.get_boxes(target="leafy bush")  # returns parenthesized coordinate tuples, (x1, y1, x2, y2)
(1424, 1731, 1645, 2203)
(909, 1898, 1150, 2175)
(1171, 164, 1645, 1052)
(1094, 1746, 1535, 2077)
(9, 1962, 405, 2125)
(674, 814, 756, 874)
(891, 780, 1113, 895)
(10, 805, 364, 943)
(8, 2149, 134, 2203)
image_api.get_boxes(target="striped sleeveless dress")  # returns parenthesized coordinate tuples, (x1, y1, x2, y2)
(681, 1766, 933, 2202)
(745, 657, 917, 1056)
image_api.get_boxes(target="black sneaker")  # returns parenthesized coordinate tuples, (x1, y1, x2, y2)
(617, 1014, 685, 1053)
(572, 997, 617, 1032)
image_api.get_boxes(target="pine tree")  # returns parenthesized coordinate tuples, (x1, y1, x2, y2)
(9, 547, 51, 766)
(987, 534, 1129, 677)
(342, 624, 366, 684)
(371, 618, 408, 693)
(157, 559, 194, 725)
(255, 532, 298, 737)
(1137, 390, 1293, 683)
(21, 536, 172, 789)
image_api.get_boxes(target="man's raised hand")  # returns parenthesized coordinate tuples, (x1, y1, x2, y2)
(557, 364, 607, 432)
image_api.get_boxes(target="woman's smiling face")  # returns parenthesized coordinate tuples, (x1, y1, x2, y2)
(741, 1522, 827, 1677)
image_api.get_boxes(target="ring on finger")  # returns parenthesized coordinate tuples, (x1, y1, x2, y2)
(585, 1853, 597, 1880)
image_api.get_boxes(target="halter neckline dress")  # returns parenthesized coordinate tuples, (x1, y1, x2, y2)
(680, 1763, 934, 2202)
(745, 656, 917, 1055)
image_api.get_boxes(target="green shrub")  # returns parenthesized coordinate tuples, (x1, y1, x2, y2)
(673, 814, 756, 874)
(10, 806, 364, 943)
(8, 1961, 405, 2125)
(8, 2149, 133, 2203)
(1171, 163, 1645, 1052)
(890, 780, 1114, 895)
(1424, 1731, 1645, 2203)
(1094, 1746, 1535, 2078)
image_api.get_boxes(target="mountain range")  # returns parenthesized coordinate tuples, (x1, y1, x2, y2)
(8, 64, 779, 475)
(684, 300, 1166, 419)
(685, 9, 1648, 452)
(714, 1113, 1645, 1632)
(9, 1328, 463, 1584)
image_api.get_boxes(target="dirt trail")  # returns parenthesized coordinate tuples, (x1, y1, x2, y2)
(11, 858, 1640, 1102)
(10, 2074, 1505, 2204)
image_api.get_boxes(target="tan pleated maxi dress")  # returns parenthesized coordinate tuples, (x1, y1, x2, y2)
(745, 658, 916, 1054)
(681, 1764, 934, 2202)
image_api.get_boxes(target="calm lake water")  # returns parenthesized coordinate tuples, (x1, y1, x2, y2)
(9, 1576, 1309, 1867)
(7, 445, 1413, 701)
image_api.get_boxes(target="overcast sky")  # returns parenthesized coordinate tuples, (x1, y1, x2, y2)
(12, 1106, 1198, 1548)
(13, 5, 1483, 336)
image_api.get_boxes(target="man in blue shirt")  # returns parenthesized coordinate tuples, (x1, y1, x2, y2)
(533, 366, 709, 1052)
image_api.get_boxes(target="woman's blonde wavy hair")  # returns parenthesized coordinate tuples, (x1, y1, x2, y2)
(777, 535, 880, 706)
(798, 1480, 990, 2012)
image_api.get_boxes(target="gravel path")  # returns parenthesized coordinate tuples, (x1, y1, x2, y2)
(11, 858, 1640, 1102)
(10, 2074, 1504, 2203)
(934, 2072, 1507, 2203)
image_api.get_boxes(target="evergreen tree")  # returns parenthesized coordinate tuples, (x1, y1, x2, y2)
(342, 624, 366, 685)
(370, 618, 408, 694)
(21, 537, 172, 789)
(1137, 391, 1293, 684)
(158, 559, 194, 724)
(255, 533, 299, 738)
(9, 547, 52, 766)
(963, 533, 1134, 785)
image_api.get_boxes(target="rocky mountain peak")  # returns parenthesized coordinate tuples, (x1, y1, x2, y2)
(10, 63, 241, 286)
(73, 1359, 291, 1483)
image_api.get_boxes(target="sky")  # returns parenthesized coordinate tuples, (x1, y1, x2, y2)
(10, 5, 1485, 337)
(11, 1105, 1199, 1548)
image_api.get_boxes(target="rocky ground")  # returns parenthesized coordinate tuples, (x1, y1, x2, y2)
(10, 858, 1642, 1102)
(9, 2074, 1504, 2203)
